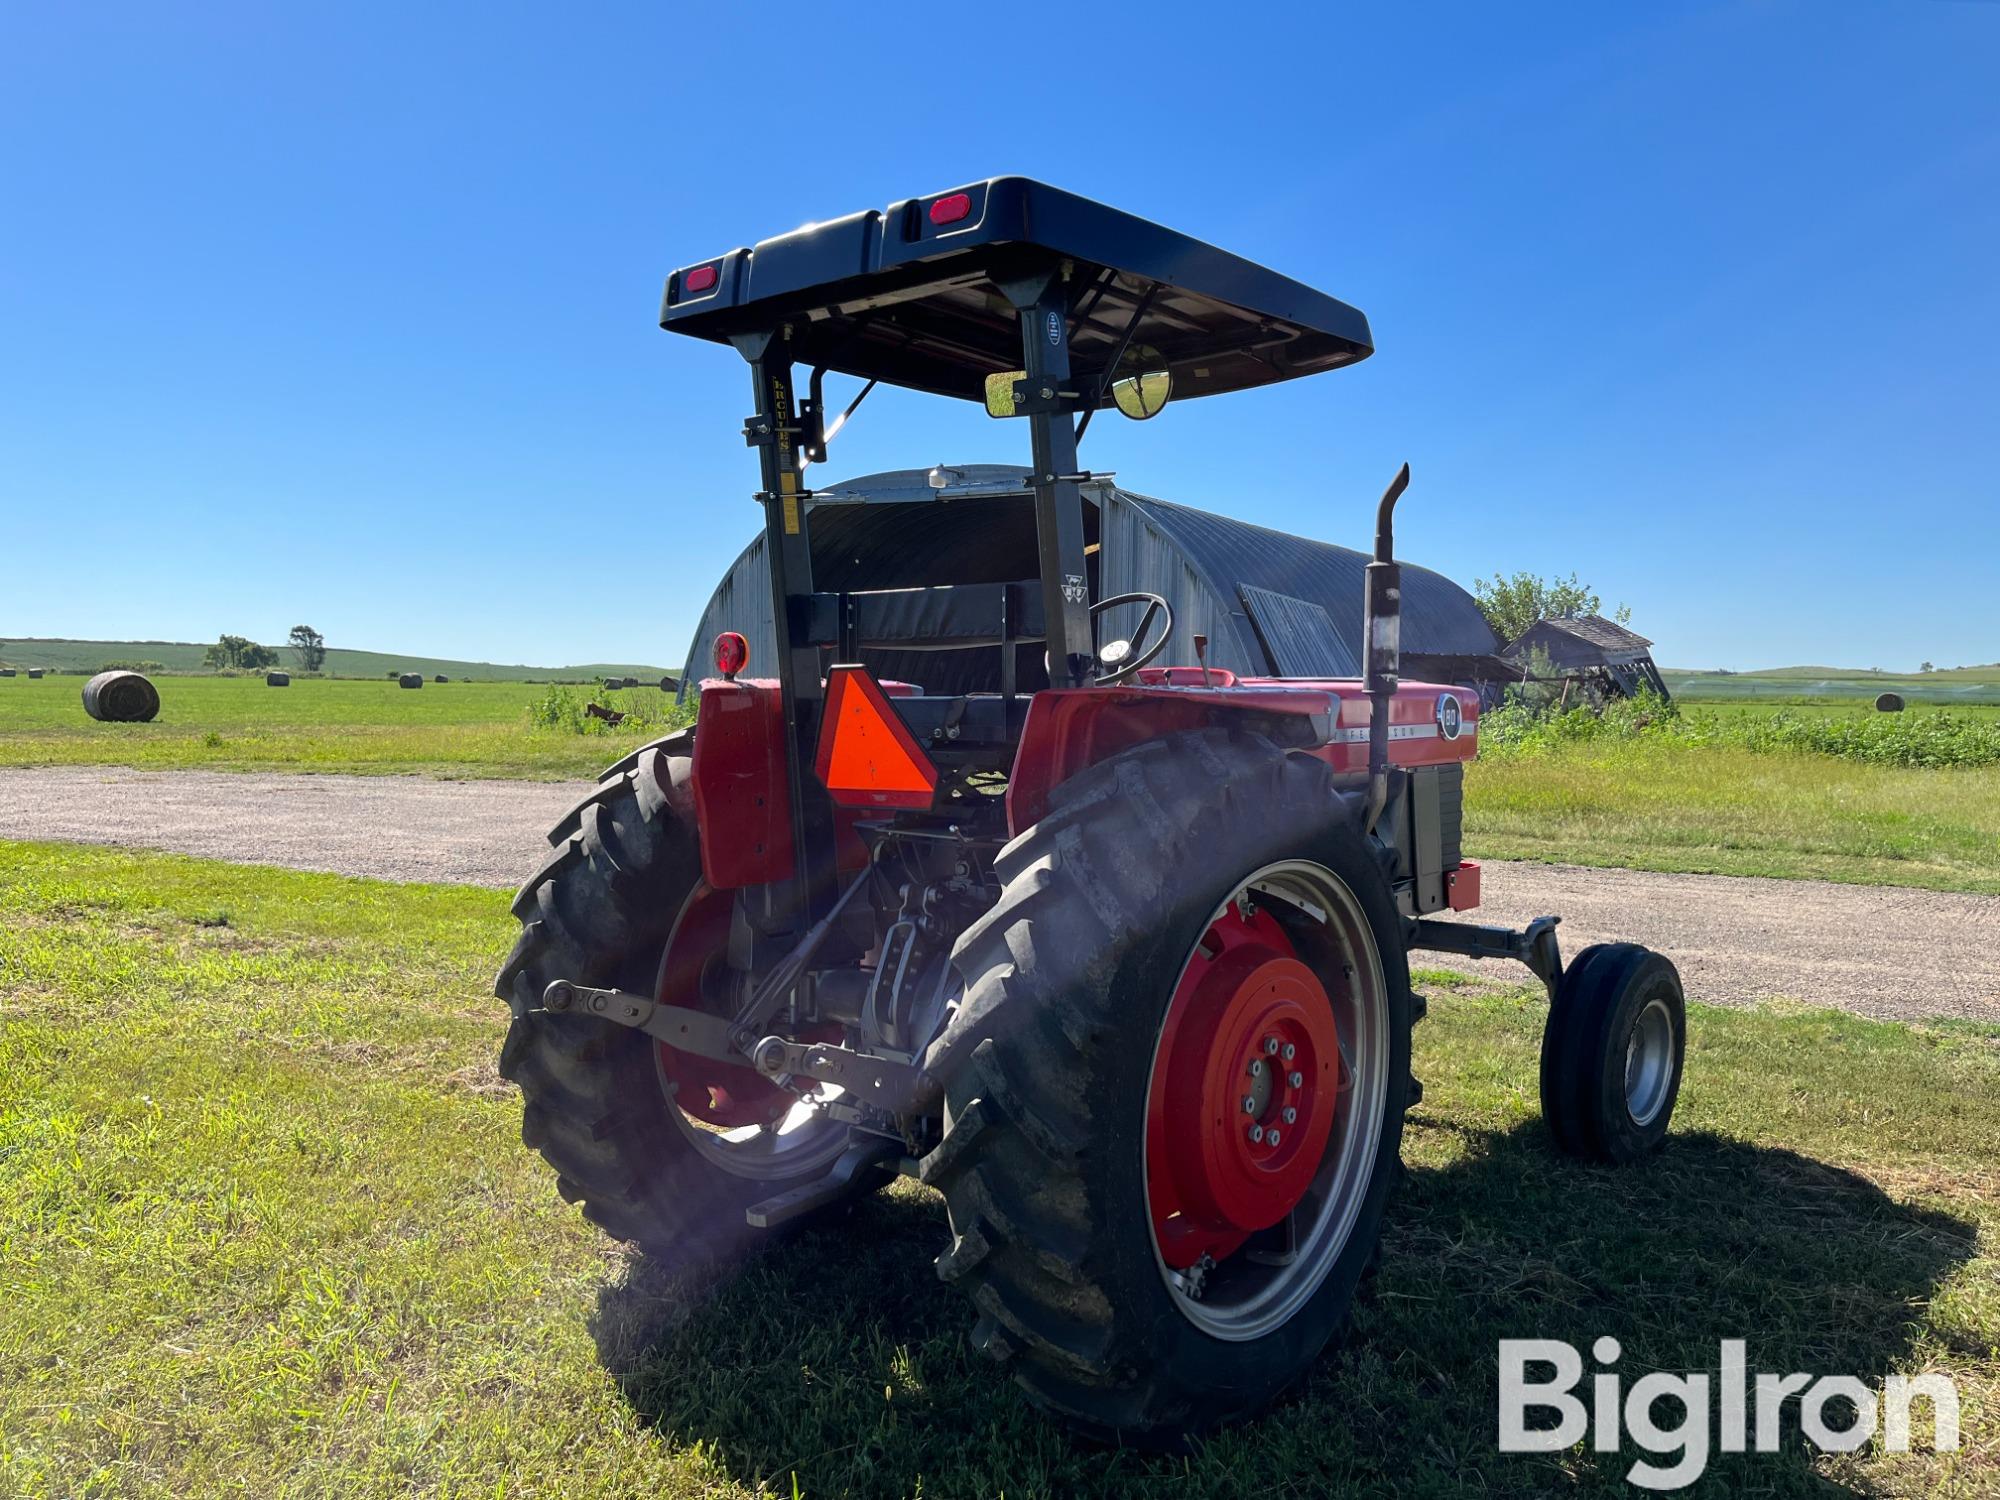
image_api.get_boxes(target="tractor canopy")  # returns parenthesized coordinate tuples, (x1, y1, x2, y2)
(660, 177, 1374, 405)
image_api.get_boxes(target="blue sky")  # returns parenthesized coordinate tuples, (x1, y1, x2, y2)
(3, 2, 1995, 672)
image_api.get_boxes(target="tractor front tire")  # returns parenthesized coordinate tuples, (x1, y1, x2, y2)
(494, 731, 865, 1258)
(1539, 943, 1686, 1163)
(921, 729, 1414, 1443)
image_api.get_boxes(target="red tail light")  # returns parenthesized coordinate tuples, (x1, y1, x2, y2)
(713, 631, 748, 679)
(928, 193, 972, 226)
(685, 264, 719, 293)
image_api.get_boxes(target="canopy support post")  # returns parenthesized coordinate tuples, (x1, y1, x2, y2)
(733, 326, 840, 927)
(1000, 267, 1096, 688)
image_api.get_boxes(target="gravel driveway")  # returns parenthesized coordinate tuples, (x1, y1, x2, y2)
(4, 766, 1996, 1023)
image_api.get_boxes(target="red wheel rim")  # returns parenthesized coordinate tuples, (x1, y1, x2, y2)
(1145, 903, 1340, 1271)
(653, 882, 792, 1129)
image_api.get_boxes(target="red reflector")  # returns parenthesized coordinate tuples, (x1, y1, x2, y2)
(814, 666, 939, 809)
(685, 264, 719, 293)
(928, 193, 972, 226)
(713, 631, 748, 678)
(1447, 860, 1482, 912)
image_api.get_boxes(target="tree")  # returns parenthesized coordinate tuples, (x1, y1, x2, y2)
(203, 634, 254, 670)
(202, 634, 279, 671)
(1921, 661, 1936, 673)
(288, 625, 327, 673)
(1472, 570, 1630, 645)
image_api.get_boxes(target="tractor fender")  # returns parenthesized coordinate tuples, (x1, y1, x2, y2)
(687, 679, 877, 889)
(1003, 684, 1336, 836)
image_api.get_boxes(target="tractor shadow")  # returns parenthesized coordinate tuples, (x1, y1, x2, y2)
(590, 1127, 1980, 1497)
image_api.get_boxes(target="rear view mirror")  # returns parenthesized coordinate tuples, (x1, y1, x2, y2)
(1112, 370, 1172, 420)
(983, 371, 1025, 418)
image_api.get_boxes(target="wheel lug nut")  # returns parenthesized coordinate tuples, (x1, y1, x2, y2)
(1281, 1042, 1296, 1062)
(1263, 1036, 1280, 1055)
(1288, 1071, 1304, 1088)
(1242, 1095, 1257, 1114)
(1282, 1106, 1297, 1124)
(1248, 1058, 1264, 1078)
(1248, 1124, 1264, 1144)
(1267, 1129, 1281, 1147)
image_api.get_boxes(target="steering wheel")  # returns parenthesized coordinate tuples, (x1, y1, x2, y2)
(1089, 591, 1175, 685)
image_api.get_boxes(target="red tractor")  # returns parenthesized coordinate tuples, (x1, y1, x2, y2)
(495, 178, 1686, 1442)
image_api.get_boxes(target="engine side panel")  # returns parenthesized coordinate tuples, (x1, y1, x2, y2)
(1004, 680, 1477, 834)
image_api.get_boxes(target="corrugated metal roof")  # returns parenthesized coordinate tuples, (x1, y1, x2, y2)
(1502, 614, 1654, 663)
(1120, 490, 1501, 660)
(1238, 585, 1359, 677)
(680, 467, 1501, 692)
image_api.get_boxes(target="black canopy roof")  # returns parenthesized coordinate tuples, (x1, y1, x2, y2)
(660, 177, 1374, 405)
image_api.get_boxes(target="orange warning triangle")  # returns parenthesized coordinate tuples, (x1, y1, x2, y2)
(814, 666, 939, 809)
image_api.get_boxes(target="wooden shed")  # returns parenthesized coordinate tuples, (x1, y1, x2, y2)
(1501, 615, 1670, 701)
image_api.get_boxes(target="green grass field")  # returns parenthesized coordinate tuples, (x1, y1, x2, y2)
(1670, 665, 2000, 683)
(1667, 672, 2000, 706)
(0, 637, 672, 682)
(1, 841, 1992, 1497)
(0, 674, 689, 779)
(1472, 692, 2000, 892)
(1465, 739, 2000, 893)
(1677, 695, 2000, 723)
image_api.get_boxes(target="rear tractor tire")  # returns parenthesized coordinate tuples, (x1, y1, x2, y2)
(1539, 943, 1686, 1163)
(494, 731, 874, 1260)
(921, 729, 1414, 1443)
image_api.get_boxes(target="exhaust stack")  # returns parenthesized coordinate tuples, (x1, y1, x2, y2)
(1361, 463, 1410, 835)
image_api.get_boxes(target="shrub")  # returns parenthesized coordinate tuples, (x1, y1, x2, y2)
(524, 684, 695, 738)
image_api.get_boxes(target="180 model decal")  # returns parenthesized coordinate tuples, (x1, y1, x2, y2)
(1436, 691, 1464, 741)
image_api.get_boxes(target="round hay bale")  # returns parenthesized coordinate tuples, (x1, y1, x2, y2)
(398, 673, 424, 689)
(1875, 692, 1905, 713)
(26, 668, 44, 680)
(0, 668, 15, 678)
(434, 674, 449, 683)
(266, 671, 291, 687)
(659, 675, 679, 695)
(82, 670, 161, 723)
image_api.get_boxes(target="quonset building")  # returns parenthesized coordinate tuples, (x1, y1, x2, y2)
(680, 466, 1509, 697)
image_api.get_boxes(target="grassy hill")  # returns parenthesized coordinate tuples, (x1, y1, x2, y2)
(0, 637, 673, 682)
(1664, 665, 2000, 704)
(1668, 663, 2000, 682)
